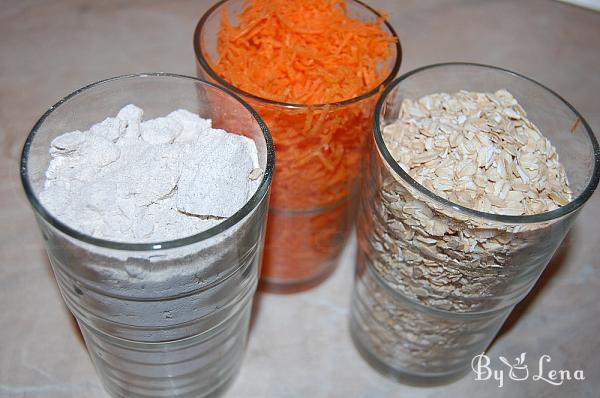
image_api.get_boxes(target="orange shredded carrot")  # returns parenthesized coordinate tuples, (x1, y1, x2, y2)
(214, 0, 395, 104)
(209, 0, 398, 286)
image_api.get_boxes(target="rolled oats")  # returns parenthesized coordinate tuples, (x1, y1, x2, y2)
(355, 90, 573, 374)
(373, 89, 572, 310)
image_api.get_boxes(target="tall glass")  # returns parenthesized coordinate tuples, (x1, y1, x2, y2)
(194, 0, 402, 291)
(20, 74, 275, 398)
(349, 63, 600, 383)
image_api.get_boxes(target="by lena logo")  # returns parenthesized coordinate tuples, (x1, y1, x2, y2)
(471, 352, 585, 388)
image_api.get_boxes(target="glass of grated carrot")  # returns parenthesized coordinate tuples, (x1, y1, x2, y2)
(194, 0, 401, 291)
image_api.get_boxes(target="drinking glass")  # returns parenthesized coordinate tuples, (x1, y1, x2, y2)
(20, 73, 275, 398)
(350, 63, 600, 383)
(194, 0, 402, 291)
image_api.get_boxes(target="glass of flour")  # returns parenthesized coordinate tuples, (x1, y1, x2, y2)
(20, 73, 274, 398)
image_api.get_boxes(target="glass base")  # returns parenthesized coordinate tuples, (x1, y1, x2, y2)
(79, 302, 252, 398)
(101, 366, 238, 398)
(259, 257, 339, 294)
(349, 318, 470, 387)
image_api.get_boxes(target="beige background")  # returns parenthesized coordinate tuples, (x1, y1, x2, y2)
(1, 0, 599, 397)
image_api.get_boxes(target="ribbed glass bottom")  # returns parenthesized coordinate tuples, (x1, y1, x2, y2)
(349, 317, 471, 386)
(79, 302, 252, 398)
(349, 258, 512, 382)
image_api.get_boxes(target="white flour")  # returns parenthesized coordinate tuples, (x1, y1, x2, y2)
(36, 104, 269, 343)
(40, 104, 262, 243)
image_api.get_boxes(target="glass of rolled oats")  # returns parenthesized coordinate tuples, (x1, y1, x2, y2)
(350, 63, 600, 384)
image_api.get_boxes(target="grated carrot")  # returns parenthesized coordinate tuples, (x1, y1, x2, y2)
(209, 0, 398, 287)
(214, 0, 395, 105)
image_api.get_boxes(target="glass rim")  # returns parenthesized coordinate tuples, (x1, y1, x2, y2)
(374, 62, 600, 224)
(193, 0, 402, 109)
(20, 72, 275, 251)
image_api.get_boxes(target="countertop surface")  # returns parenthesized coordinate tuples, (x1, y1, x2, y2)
(1, 1, 599, 397)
